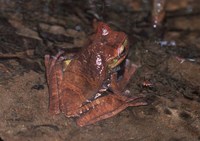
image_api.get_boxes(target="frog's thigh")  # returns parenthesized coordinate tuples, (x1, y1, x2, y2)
(48, 63, 63, 115)
(76, 95, 129, 126)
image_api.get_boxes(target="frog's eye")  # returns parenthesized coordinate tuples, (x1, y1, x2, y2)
(119, 39, 128, 55)
(122, 39, 128, 47)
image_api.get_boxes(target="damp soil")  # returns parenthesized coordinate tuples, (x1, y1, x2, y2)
(0, 1, 200, 141)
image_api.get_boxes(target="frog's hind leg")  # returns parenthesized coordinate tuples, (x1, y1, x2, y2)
(45, 51, 64, 79)
(48, 63, 63, 115)
(45, 51, 64, 115)
(76, 94, 147, 127)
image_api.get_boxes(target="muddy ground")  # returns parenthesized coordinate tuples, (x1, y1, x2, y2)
(0, 0, 200, 141)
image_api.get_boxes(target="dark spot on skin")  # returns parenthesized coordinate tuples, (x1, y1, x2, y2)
(164, 108, 172, 115)
(179, 111, 192, 121)
(31, 84, 44, 90)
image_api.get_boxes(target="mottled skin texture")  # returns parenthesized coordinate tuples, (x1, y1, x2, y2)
(45, 22, 146, 127)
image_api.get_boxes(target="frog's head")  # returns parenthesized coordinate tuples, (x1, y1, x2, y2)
(106, 33, 128, 69)
(94, 22, 129, 70)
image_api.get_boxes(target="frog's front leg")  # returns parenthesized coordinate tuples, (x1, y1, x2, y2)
(45, 52, 64, 115)
(110, 59, 138, 93)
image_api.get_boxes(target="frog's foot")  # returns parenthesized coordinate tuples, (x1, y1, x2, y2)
(110, 59, 138, 93)
(76, 94, 147, 127)
(45, 51, 64, 115)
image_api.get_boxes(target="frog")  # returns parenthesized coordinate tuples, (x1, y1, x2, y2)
(45, 22, 146, 127)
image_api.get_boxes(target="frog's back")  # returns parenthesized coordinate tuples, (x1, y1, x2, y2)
(61, 59, 105, 99)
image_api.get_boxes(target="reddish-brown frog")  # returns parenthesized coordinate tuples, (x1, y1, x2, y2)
(45, 22, 146, 127)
